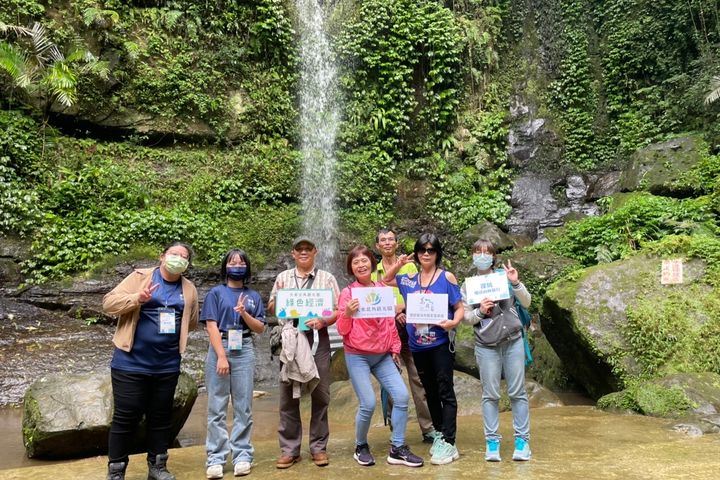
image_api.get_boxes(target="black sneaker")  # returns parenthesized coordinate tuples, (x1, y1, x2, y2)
(354, 443, 375, 466)
(387, 444, 424, 467)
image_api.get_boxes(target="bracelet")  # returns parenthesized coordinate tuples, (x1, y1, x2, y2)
(511, 282, 521, 288)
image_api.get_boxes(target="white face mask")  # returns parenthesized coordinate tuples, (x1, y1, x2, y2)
(164, 254, 189, 274)
(473, 253, 494, 270)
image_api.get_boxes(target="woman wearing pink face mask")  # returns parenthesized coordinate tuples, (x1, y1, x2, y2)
(102, 241, 199, 480)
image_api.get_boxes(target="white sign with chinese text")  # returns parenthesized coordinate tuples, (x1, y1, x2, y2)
(465, 272, 511, 304)
(406, 293, 448, 324)
(661, 259, 684, 285)
(351, 286, 396, 319)
(276, 289, 335, 320)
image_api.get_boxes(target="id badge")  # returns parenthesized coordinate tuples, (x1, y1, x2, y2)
(228, 329, 243, 351)
(158, 308, 176, 334)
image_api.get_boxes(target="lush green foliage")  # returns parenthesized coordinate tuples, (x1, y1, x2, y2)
(0, 115, 301, 281)
(544, 0, 720, 169)
(540, 193, 718, 265)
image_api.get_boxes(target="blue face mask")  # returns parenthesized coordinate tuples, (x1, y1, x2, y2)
(227, 266, 247, 280)
(473, 253, 494, 271)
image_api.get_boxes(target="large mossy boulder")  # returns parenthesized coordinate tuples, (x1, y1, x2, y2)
(543, 255, 714, 399)
(22, 372, 197, 458)
(619, 136, 703, 196)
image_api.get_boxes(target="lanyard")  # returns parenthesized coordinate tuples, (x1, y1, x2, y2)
(157, 270, 180, 308)
(419, 268, 438, 294)
(293, 268, 316, 289)
(226, 285, 244, 328)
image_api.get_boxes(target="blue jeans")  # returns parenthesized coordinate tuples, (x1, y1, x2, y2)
(205, 337, 255, 466)
(474, 336, 530, 441)
(345, 352, 409, 447)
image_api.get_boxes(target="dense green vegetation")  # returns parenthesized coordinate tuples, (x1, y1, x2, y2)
(1, 0, 719, 286)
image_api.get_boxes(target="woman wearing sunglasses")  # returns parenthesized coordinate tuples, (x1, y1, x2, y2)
(383, 233, 463, 466)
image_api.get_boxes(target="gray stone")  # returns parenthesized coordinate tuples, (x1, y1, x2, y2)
(619, 136, 702, 196)
(22, 372, 197, 458)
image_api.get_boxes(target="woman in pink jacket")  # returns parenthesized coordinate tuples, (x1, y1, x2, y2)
(336, 245, 424, 468)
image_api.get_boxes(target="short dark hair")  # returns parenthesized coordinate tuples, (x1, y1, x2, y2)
(220, 249, 252, 283)
(413, 233, 443, 266)
(375, 228, 396, 243)
(162, 241, 194, 265)
(346, 245, 378, 276)
(472, 239, 497, 256)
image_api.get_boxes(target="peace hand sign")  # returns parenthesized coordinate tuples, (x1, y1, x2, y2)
(139, 283, 159, 303)
(504, 260, 519, 284)
(234, 293, 247, 315)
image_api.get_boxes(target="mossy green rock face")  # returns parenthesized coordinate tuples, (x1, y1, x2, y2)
(543, 255, 709, 399)
(598, 372, 720, 419)
(22, 372, 197, 458)
(619, 136, 703, 196)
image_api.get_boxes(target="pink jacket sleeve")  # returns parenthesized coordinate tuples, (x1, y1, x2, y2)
(336, 286, 353, 337)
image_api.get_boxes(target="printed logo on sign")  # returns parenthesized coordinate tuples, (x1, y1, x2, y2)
(419, 296, 434, 312)
(365, 291, 381, 305)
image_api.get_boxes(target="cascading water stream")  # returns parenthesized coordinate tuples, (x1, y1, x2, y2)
(295, 0, 340, 275)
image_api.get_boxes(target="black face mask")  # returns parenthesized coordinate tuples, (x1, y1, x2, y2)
(227, 266, 247, 280)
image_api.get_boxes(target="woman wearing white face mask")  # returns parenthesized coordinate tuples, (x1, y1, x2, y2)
(460, 239, 532, 463)
(102, 241, 199, 480)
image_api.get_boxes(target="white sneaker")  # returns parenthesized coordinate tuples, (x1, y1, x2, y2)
(206, 464, 224, 479)
(234, 461, 252, 476)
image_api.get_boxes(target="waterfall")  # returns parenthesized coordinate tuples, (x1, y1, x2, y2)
(296, 0, 340, 274)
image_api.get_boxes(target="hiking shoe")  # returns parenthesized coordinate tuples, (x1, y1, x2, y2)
(387, 444, 424, 467)
(276, 455, 301, 469)
(422, 430, 440, 444)
(429, 433, 443, 456)
(311, 451, 329, 467)
(430, 439, 460, 465)
(206, 464, 223, 479)
(353, 443, 375, 466)
(512, 437, 531, 461)
(485, 439, 501, 462)
(233, 461, 251, 476)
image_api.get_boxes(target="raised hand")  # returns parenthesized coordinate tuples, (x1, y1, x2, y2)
(234, 293, 247, 315)
(504, 260, 519, 284)
(139, 283, 160, 303)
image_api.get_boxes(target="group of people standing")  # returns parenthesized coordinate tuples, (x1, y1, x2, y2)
(102, 228, 532, 480)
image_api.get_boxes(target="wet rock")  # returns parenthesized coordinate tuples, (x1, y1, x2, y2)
(22, 372, 197, 458)
(619, 136, 702, 197)
(507, 116, 562, 169)
(506, 173, 600, 242)
(586, 171, 622, 200)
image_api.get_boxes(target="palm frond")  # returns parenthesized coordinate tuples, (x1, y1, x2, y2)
(43, 61, 77, 107)
(28, 22, 63, 65)
(0, 41, 30, 87)
(705, 75, 720, 105)
(0, 21, 32, 37)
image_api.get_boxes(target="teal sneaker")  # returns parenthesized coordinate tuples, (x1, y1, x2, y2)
(512, 437, 531, 461)
(428, 432, 442, 456)
(430, 439, 460, 465)
(485, 438, 501, 462)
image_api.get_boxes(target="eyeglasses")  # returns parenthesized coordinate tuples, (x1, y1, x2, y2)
(294, 247, 314, 253)
(417, 247, 437, 255)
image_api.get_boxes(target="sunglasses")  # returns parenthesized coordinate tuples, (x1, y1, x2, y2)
(417, 247, 437, 255)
